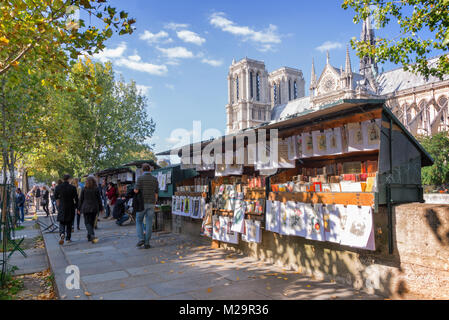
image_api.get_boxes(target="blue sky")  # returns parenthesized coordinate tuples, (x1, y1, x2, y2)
(86, 0, 422, 159)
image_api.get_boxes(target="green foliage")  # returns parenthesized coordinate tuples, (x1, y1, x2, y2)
(0, 266, 22, 300)
(419, 132, 449, 186)
(25, 59, 156, 182)
(0, 0, 136, 76)
(342, 0, 449, 79)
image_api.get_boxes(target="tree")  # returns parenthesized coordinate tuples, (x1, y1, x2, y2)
(25, 59, 156, 181)
(419, 132, 449, 186)
(342, 0, 449, 79)
(0, 0, 136, 76)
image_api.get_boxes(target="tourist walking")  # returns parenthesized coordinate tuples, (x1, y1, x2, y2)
(72, 178, 82, 231)
(78, 176, 103, 243)
(34, 185, 41, 213)
(41, 186, 50, 217)
(50, 181, 57, 214)
(15, 188, 25, 224)
(134, 163, 159, 249)
(106, 182, 117, 219)
(55, 174, 78, 245)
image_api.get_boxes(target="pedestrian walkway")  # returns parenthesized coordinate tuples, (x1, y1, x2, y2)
(6, 216, 49, 275)
(40, 215, 381, 300)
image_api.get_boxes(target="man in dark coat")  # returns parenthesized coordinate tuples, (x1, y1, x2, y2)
(55, 174, 78, 244)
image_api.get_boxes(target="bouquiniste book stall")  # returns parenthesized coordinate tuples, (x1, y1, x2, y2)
(159, 99, 433, 254)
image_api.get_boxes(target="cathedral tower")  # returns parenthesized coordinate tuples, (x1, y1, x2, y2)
(268, 67, 305, 108)
(226, 58, 270, 134)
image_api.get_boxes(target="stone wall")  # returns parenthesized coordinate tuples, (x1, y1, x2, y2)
(424, 193, 449, 204)
(214, 204, 449, 299)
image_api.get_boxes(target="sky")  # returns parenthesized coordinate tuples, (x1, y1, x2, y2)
(84, 0, 431, 161)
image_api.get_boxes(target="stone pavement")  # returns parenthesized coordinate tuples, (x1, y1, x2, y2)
(7, 216, 48, 276)
(40, 215, 381, 300)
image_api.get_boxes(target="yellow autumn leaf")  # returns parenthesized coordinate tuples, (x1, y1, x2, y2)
(207, 288, 212, 293)
(84, 291, 91, 296)
(160, 261, 166, 264)
(0, 36, 9, 44)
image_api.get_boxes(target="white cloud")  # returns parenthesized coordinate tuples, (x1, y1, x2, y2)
(201, 58, 223, 67)
(128, 54, 141, 62)
(93, 42, 127, 62)
(91, 43, 167, 76)
(165, 136, 182, 144)
(316, 41, 343, 52)
(209, 12, 282, 51)
(157, 46, 194, 59)
(115, 58, 168, 76)
(139, 30, 172, 44)
(164, 22, 189, 30)
(176, 30, 206, 46)
(136, 84, 152, 96)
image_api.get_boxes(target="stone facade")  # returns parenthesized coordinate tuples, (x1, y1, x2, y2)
(226, 18, 449, 137)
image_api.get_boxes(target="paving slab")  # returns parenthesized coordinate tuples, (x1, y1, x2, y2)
(40, 214, 382, 300)
(91, 286, 158, 300)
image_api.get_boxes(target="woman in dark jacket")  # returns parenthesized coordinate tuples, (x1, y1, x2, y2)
(78, 176, 104, 243)
(41, 186, 50, 217)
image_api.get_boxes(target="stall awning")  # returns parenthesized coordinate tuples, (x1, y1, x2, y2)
(123, 159, 160, 169)
(156, 99, 433, 167)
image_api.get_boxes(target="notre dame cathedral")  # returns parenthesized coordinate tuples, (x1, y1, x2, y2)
(226, 18, 449, 137)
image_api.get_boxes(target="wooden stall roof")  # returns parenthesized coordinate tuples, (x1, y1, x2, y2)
(96, 166, 133, 177)
(123, 159, 160, 169)
(156, 99, 433, 167)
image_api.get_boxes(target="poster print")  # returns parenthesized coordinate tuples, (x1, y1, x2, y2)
(287, 136, 297, 160)
(295, 135, 303, 158)
(277, 139, 296, 168)
(279, 201, 295, 235)
(231, 200, 245, 233)
(172, 196, 178, 215)
(322, 204, 342, 244)
(312, 131, 327, 157)
(212, 215, 220, 240)
(265, 201, 280, 234)
(191, 198, 201, 219)
(325, 128, 343, 155)
(347, 122, 364, 152)
(242, 220, 262, 243)
(220, 216, 239, 244)
(301, 132, 314, 157)
(287, 202, 307, 238)
(362, 119, 381, 150)
(339, 205, 374, 250)
(305, 203, 325, 241)
(201, 203, 213, 238)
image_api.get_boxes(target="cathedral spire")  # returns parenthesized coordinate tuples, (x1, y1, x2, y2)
(345, 45, 352, 74)
(310, 58, 317, 88)
(360, 16, 378, 76)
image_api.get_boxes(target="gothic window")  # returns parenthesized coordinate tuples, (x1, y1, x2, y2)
(278, 82, 281, 104)
(288, 80, 292, 101)
(256, 73, 260, 101)
(262, 110, 266, 121)
(236, 76, 239, 101)
(252, 108, 256, 120)
(294, 81, 298, 99)
(273, 84, 277, 104)
(258, 109, 262, 120)
(250, 72, 254, 99)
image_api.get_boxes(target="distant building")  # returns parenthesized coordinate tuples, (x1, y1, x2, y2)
(226, 18, 449, 136)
